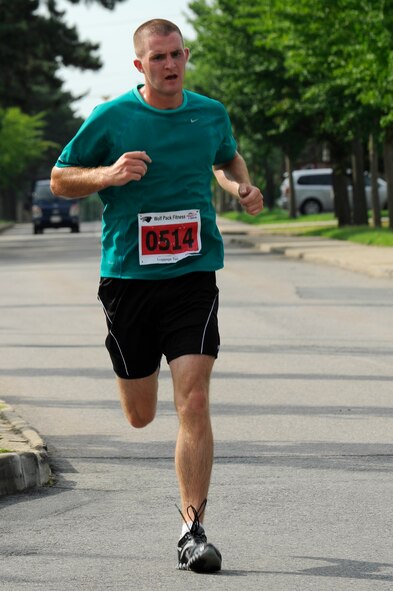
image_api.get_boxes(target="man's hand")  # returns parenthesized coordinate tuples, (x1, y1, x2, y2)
(50, 151, 153, 198)
(105, 151, 152, 186)
(238, 183, 264, 216)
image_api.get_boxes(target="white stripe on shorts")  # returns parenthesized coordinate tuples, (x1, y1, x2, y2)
(97, 295, 130, 377)
(200, 293, 218, 355)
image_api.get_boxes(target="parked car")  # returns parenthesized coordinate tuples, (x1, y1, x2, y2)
(278, 168, 388, 215)
(31, 179, 80, 234)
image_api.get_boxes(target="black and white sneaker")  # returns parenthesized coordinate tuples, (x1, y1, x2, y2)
(177, 499, 222, 573)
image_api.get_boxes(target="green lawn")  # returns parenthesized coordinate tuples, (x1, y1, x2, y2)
(222, 209, 335, 225)
(294, 225, 393, 246)
(221, 210, 393, 247)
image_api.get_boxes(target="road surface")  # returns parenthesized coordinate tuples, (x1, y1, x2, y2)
(0, 223, 392, 590)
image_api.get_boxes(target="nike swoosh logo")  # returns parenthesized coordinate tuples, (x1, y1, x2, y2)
(190, 119, 199, 123)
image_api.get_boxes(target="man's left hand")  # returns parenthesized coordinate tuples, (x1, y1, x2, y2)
(238, 184, 264, 216)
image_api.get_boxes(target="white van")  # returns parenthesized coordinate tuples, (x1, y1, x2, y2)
(278, 168, 388, 215)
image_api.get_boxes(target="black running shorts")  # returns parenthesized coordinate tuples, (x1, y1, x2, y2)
(97, 271, 220, 379)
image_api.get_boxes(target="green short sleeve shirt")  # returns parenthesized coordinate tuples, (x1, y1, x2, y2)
(56, 86, 237, 279)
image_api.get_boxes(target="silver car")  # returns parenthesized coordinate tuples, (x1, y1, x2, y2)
(278, 168, 388, 215)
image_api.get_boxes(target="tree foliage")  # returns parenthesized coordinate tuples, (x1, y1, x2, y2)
(186, 0, 393, 227)
(186, 0, 310, 207)
(0, 107, 54, 188)
(2, 1, 97, 113)
(0, 0, 127, 218)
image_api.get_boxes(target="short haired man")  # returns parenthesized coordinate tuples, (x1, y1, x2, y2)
(51, 19, 263, 573)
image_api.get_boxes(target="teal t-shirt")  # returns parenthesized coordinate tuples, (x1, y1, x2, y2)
(56, 86, 237, 279)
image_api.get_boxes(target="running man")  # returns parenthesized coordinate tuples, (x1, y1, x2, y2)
(50, 19, 263, 573)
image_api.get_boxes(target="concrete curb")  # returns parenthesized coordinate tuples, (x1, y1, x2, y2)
(0, 401, 52, 497)
(257, 240, 393, 279)
(0, 223, 14, 234)
(218, 219, 393, 280)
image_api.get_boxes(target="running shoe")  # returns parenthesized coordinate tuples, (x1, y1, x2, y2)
(177, 499, 222, 573)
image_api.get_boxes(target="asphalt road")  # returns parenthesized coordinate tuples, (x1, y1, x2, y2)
(0, 223, 392, 590)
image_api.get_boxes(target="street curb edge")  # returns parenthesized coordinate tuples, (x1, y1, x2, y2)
(0, 400, 52, 498)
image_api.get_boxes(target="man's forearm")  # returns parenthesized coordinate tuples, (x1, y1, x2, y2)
(50, 166, 111, 199)
(213, 152, 251, 197)
(213, 151, 264, 216)
(50, 151, 152, 198)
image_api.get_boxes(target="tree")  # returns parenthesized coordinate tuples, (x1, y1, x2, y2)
(0, 0, 101, 114)
(187, 0, 393, 227)
(186, 0, 312, 213)
(330, 0, 393, 230)
(0, 107, 54, 219)
(247, 0, 366, 225)
(250, 0, 393, 227)
(0, 0, 128, 218)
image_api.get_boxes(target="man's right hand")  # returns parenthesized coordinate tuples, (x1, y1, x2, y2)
(50, 151, 152, 198)
(106, 151, 152, 186)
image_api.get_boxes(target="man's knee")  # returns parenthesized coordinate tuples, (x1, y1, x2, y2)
(125, 408, 155, 429)
(117, 373, 158, 429)
(176, 389, 210, 423)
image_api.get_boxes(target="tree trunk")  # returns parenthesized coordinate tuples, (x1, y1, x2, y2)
(264, 162, 275, 209)
(284, 154, 297, 218)
(383, 128, 393, 231)
(330, 141, 351, 226)
(368, 133, 381, 228)
(0, 187, 17, 221)
(351, 138, 368, 225)
(332, 170, 351, 226)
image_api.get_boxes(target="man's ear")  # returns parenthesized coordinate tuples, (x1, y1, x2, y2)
(134, 59, 144, 73)
(184, 47, 190, 62)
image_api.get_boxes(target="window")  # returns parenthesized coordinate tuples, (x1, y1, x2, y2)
(297, 173, 332, 186)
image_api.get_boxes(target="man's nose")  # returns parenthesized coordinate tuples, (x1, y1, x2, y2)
(164, 56, 176, 68)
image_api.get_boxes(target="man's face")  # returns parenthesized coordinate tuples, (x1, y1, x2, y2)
(134, 32, 189, 102)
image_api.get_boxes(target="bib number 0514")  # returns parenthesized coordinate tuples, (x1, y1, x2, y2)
(138, 210, 202, 265)
(144, 226, 195, 252)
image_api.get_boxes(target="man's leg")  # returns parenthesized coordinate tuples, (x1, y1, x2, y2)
(170, 354, 215, 520)
(171, 354, 221, 572)
(117, 369, 159, 429)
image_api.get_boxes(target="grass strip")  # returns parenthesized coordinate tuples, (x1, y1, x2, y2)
(220, 211, 393, 247)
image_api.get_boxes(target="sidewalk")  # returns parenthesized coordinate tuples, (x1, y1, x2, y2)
(218, 216, 393, 279)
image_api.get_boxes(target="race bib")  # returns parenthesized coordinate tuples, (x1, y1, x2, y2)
(138, 209, 202, 265)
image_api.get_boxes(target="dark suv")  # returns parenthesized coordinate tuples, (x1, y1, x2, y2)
(32, 179, 80, 234)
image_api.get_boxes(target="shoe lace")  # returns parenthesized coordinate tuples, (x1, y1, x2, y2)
(176, 498, 207, 536)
